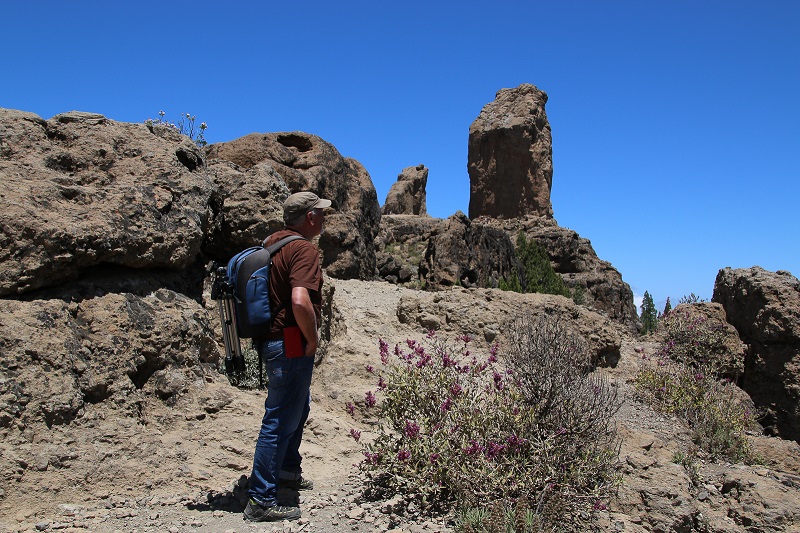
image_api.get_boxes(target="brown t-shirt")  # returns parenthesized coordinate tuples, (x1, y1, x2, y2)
(262, 229, 323, 338)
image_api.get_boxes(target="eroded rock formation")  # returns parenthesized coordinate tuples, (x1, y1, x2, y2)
(484, 216, 640, 331)
(468, 84, 554, 219)
(376, 213, 517, 289)
(397, 287, 622, 367)
(713, 266, 800, 441)
(205, 132, 381, 279)
(0, 109, 213, 296)
(382, 164, 428, 216)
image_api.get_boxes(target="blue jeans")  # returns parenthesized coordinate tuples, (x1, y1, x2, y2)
(248, 339, 314, 506)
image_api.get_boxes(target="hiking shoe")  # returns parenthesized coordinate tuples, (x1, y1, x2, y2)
(243, 499, 301, 522)
(278, 476, 314, 491)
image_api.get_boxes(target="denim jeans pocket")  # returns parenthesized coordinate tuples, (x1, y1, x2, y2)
(257, 340, 287, 390)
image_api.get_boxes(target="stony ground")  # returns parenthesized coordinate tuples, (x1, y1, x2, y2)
(2, 279, 799, 532)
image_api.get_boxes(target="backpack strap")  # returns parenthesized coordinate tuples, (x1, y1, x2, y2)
(262, 234, 306, 323)
(265, 234, 305, 254)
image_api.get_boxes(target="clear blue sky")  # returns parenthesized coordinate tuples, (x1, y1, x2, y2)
(3, 1, 799, 311)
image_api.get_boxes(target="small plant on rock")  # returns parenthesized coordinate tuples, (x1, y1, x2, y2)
(145, 110, 208, 147)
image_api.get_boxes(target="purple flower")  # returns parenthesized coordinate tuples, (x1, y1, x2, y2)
(429, 453, 440, 463)
(459, 334, 473, 344)
(464, 440, 484, 457)
(593, 500, 607, 511)
(379, 339, 389, 364)
(363, 451, 379, 465)
(440, 398, 452, 412)
(349, 428, 361, 442)
(365, 364, 375, 374)
(506, 435, 527, 450)
(397, 449, 411, 462)
(493, 371, 504, 391)
(365, 391, 377, 408)
(415, 353, 432, 368)
(377, 376, 387, 391)
(449, 383, 463, 397)
(404, 420, 420, 439)
(346, 402, 356, 416)
(485, 441, 507, 459)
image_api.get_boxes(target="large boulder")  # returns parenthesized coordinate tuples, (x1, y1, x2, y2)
(376, 213, 517, 290)
(205, 132, 380, 279)
(0, 109, 214, 297)
(376, 215, 441, 286)
(713, 266, 800, 441)
(203, 159, 289, 260)
(419, 212, 517, 289)
(382, 164, 428, 216)
(0, 289, 221, 430)
(468, 84, 554, 219)
(397, 288, 622, 367)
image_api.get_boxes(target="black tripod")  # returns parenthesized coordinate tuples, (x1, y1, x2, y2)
(210, 266, 246, 374)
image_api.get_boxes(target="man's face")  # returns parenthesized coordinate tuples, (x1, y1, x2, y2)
(309, 208, 325, 236)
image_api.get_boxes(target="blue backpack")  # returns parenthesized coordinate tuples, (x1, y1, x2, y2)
(226, 235, 304, 339)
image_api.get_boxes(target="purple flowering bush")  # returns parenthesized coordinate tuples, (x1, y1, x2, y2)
(656, 306, 743, 380)
(635, 304, 757, 462)
(635, 313, 757, 463)
(352, 315, 622, 529)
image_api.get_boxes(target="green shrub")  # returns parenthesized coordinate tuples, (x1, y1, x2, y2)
(499, 233, 585, 305)
(635, 359, 756, 462)
(455, 500, 542, 533)
(679, 293, 706, 304)
(354, 315, 622, 530)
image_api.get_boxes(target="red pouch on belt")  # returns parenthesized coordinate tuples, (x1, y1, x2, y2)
(284, 326, 305, 358)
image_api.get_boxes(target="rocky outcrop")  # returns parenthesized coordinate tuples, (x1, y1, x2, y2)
(376, 215, 440, 285)
(397, 287, 622, 367)
(713, 267, 800, 441)
(0, 109, 213, 297)
(205, 132, 381, 279)
(0, 289, 221, 429)
(468, 84, 554, 219)
(484, 216, 639, 332)
(420, 212, 517, 289)
(382, 164, 428, 216)
(376, 213, 517, 290)
(203, 159, 289, 260)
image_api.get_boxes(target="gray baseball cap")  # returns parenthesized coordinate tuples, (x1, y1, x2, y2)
(283, 191, 333, 222)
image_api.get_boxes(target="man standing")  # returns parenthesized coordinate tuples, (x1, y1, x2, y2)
(244, 191, 331, 522)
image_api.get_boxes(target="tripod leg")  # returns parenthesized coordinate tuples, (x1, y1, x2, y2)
(217, 299, 235, 374)
(223, 298, 245, 372)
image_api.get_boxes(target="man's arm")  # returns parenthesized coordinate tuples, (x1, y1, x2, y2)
(291, 286, 318, 357)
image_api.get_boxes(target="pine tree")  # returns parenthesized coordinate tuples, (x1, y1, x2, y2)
(640, 291, 658, 334)
(516, 233, 570, 297)
(662, 296, 672, 317)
